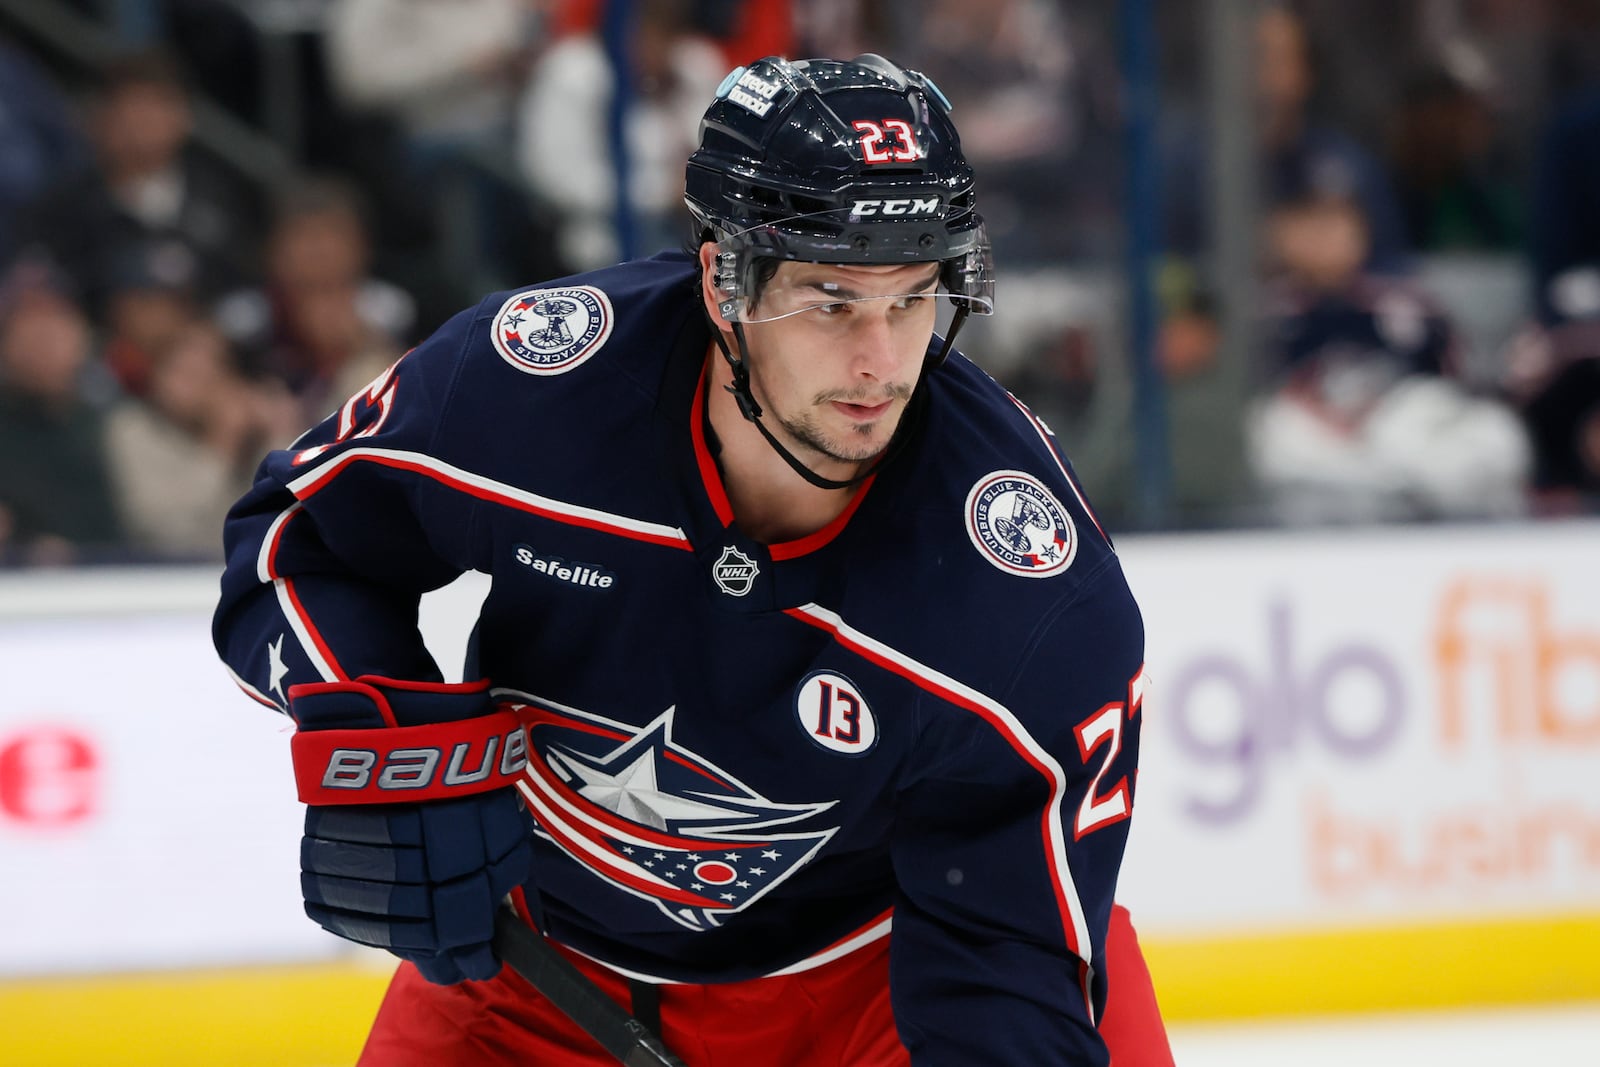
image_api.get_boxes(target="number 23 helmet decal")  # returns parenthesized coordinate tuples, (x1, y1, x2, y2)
(686, 54, 995, 331)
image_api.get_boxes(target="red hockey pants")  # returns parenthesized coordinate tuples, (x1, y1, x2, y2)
(357, 904, 1174, 1066)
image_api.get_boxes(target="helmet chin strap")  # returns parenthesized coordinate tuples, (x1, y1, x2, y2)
(707, 303, 971, 491)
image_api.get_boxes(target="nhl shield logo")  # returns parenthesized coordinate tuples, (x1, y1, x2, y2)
(712, 545, 759, 597)
(491, 285, 613, 376)
(965, 469, 1077, 578)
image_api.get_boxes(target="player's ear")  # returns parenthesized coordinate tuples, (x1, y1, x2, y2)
(697, 242, 734, 330)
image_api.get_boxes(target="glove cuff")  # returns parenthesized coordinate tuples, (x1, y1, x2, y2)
(288, 676, 495, 730)
(291, 707, 528, 804)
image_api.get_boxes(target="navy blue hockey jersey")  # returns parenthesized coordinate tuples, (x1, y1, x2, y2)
(213, 252, 1146, 1065)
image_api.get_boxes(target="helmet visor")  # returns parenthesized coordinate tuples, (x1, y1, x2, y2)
(711, 208, 995, 324)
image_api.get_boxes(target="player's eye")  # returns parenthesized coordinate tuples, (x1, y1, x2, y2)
(892, 294, 931, 311)
(813, 301, 850, 316)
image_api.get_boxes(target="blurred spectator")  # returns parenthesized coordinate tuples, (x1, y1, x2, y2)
(15, 48, 262, 310)
(1529, 87, 1600, 330)
(791, 0, 894, 58)
(326, 0, 550, 156)
(1246, 193, 1529, 524)
(283, 278, 406, 424)
(158, 0, 264, 125)
(516, 0, 726, 269)
(1519, 350, 1600, 510)
(1006, 322, 1102, 436)
(1164, 3, 1410, 274)
(552, 0, 794, 63)
(104, 319, 301, 560)
(1508, 85, 1600, 511)
(887, 0, 1123, 266)
(0, 261, 123, 564)
(1385, 53, 1521, 253)
(0, 35, 88, 267)
(692, 0, 794, 65)
(324, 0, 569, 295)
(214, 175, 413, 419)
(101, 237, 203, 397)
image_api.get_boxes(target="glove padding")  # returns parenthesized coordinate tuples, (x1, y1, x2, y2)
(289, 676, 533, 984)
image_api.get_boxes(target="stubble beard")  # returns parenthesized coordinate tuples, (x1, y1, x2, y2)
(775, 383, 914, 465)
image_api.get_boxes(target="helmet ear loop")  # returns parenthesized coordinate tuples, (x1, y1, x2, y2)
(724, 321, 764, 421)
(709, 314, 867, 491)
(702, 243, 764, 421)
(931, 300, 971, 369)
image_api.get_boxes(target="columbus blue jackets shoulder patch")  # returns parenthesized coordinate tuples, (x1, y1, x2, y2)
(491, 285, 614, 375)
(964, 469, 1078, 577)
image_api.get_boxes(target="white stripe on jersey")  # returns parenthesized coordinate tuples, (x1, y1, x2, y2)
(555, 912, 895, 986)
(274, 576, 342, 683)
(253, 502, 342, 684)
(284, 446, 690, 547)
(223, 662, 285, 712)
(255, 502, 302, 584)
(763, 913, 893, 978)
(1005, 391, 1109, 546)
(787, 601, 1097, 1016)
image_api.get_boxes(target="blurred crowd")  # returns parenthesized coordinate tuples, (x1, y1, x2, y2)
(2, 0, 1599, 565)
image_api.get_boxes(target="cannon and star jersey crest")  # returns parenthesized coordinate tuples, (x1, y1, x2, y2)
(512, 697, 838, 933)
(214, 251, 1145, 1060)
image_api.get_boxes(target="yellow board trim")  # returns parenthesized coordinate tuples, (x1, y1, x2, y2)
(3, 913, 1598, 1064)
(0, 961, 393, 1067)
(1142, 911, 1600, 1021)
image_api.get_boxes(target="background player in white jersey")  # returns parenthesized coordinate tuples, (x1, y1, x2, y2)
(214, 53, 1173, 1065)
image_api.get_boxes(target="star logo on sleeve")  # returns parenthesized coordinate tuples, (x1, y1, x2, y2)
(267, 633, 290, 702)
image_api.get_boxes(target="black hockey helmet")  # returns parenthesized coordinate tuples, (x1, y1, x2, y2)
(685, 54, 994, 324)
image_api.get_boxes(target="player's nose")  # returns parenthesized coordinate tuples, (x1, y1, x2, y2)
(844, 310, 900, 380)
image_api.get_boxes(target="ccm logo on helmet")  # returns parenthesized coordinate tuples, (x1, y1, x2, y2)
(851, 197, 942, 218)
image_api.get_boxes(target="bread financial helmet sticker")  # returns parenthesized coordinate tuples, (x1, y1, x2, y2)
(491, 285, 613, 376)
(965, 470, 1077, 577)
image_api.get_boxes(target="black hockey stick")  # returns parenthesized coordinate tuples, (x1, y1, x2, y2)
(492, 905, 689, 1067)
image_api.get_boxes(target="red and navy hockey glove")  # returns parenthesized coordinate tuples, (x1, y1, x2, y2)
(287, 676, 533, 984)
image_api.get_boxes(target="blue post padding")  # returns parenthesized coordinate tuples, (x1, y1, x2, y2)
(603, 0, 639, 261)
(1119, 0, 1172, 527)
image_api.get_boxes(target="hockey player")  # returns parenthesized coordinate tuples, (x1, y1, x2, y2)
(214, 54, 1172, 1066)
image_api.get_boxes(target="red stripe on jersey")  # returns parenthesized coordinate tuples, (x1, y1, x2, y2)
(231, 678, 282, 709)
(807, 907, 891, 961)
(688, 364, 878, 560)
(768, 473, 876, 561)
(517, 780, 725, 908)
(520, 747, 768, 854)
(261, 503, 298, 581)
(783, 605, 1093, 1016)
(1005, 392, 1109, 546)
(290, 450, 692, 551)
(281, 576, 348, 681)
(689, 363, 736, 527)
(259, 506, 346, 683)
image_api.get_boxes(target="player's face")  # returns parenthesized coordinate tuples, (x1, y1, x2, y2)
(742, 260, 941, 466)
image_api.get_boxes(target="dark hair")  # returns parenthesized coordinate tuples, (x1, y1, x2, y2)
(688, 226, 783, 309)
(97, 47, 188, 98)
(271, 174, 371, 232)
